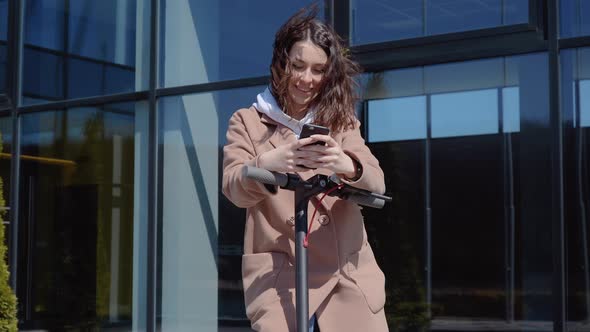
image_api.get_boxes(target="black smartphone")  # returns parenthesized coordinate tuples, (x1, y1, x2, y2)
(299, 123, 330, 145)
(297, 123, 330, 169)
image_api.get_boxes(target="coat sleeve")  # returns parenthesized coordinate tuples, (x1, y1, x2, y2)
(339, 119, 386, 195)
(222, 110, 277, 208)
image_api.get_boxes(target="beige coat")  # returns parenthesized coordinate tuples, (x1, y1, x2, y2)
(222, 106, 389, 332)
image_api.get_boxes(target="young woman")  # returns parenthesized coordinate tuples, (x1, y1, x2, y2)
(222, 7, 389, 332)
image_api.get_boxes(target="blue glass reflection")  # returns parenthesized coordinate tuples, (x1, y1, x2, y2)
(502, 87, 520, 133)
(425, 58, 503, 94)
(24, 0, 65, 50)
(0, 0, 7, 41)
(431, 88, 499, 138)
(581, 80, 590, 127)
(67, 58, 134, 99)
(22, 0, 143, 103)
(427, 0, 501, 35)
(504, 0, 529, 25)
(561, 0, 590, 37)
(351, 0, 422, 45)
(0, 45, 5, 93)
(69, 0, 136, 65)
(23, 48, 64, 101)
(367, 96, 427, 142)
(160, 0, 323, 87)
(351, 0, 528, 45)
(0, 0, 6, 94)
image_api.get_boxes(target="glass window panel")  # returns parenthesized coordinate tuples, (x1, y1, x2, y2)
(24, 0, 65, 51)
(579, 48, 590, 80)
(580, 80, 590, 128)
(0, 0, 7, 41)
(502, 86, 520, 133)
(22, 0, 150, 104)
(350, 0, 422, 45)
(426, 0, 502, 35)
(0, 0, 6, 94)
(22, 47, 64, 101)
(68, 1, 136, 66)
(0, 116, 12, 255)
(362, 52, 553, 326)
(17, 102, 148, 330)
(159, 0, 324, 87)
(561, 0, 590, 38)
(364, 67, 425, 100)
(431, 135, 505, 318)
(425, 58, 504, 94)
(367, 96, 427, 142)
(0, 45, 6, 94)
(503, 0, 529, 25)
(67, 58, 135, 99)
(431, 89, 499, 138)
(158, 86, 264, 328)
(562, 47, 590, 327)
(351, 0, 529, 45)
(364, 140, 427, 328)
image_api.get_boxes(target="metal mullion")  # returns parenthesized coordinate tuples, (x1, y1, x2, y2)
(24, 43, 136, 72)
(548, 0, 566, 331)
(7, 0, 23, 295)
(560, 36, 590, 50)
(146, 0, 159, 331)
(353, 23, 537, 54)
(332, 0, 350, 46)
(574, 72, 590, 321)
(528, 0, 542, 29)
(155, 76, 269, 99)
(63, 0, 69, 101)
(353, 27, 546, 73)
(16, 91, 149, 114)
(425, 85, 432, 319)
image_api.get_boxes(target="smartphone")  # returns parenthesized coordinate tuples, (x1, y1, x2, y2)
(299, 123, 330, 145)
(297, 123, 330, 169)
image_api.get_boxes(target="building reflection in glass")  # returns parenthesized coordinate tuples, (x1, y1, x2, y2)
(17, 102, 145, 330)
(362, 53, 555, 330)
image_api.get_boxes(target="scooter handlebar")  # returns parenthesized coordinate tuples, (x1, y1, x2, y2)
(242, 165, 288, 187)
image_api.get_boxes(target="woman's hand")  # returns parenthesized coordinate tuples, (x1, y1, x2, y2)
(295, 134, 357, 178)
(257, 136, 322, 173)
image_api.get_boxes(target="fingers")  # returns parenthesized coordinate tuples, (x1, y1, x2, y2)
(295, 137, 318, 147)
(311, 134, 336, 147)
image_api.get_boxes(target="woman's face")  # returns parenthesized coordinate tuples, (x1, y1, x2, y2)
(287, 40, 328, 115)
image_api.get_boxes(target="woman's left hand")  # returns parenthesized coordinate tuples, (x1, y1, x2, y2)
(297, 134, 357, 178)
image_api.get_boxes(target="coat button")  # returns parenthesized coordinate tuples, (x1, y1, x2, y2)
(286, 216, 295, 226)
(318, 215, 330, 226)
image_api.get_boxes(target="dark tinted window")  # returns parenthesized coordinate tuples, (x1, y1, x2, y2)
(351, 0, 529, 45)
(18, 103, 142, 330)
(562, 47, 590, 327)
(0, 0, 7, 94)
(22, 0, 149, 104)
(364, 52, 553, 328)
(561, 0, 590, 38)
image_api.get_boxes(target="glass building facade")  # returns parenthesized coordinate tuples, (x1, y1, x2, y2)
(0, 0, 588, 331)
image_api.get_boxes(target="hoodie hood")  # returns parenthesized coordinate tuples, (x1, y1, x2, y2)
(252, 87, 315, 137)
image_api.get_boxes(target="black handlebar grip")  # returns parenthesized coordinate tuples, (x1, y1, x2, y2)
(242, 166, 289, 187)
(347, 193, 386, 209)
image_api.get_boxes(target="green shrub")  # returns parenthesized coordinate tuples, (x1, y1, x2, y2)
(0, 135, 18, 332)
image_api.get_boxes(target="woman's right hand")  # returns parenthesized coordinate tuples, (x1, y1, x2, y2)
(257, 137, 322, 173)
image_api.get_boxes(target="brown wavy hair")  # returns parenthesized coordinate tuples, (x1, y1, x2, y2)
(270, 6, 360, 133)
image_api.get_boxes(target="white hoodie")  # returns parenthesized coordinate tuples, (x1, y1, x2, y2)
(252, 87, 315, 138)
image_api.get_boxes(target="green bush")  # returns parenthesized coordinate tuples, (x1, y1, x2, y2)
(0, 136, 18, 332)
